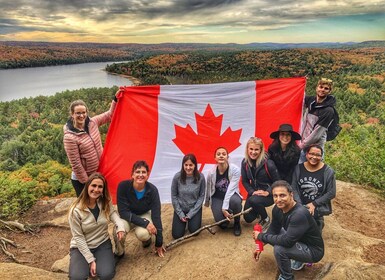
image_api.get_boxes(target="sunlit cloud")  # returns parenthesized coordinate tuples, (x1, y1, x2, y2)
(0, 0, 384, 43)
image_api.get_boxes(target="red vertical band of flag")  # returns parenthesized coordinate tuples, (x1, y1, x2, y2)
(236, 77, 305, 198)
(99, 85, 160, 201)
(255, 77, 305, 144)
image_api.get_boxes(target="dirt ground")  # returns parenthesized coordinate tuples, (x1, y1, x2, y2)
(1, 180, 385, 279)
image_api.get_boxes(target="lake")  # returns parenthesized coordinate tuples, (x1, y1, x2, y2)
(0, 61, 133, 102)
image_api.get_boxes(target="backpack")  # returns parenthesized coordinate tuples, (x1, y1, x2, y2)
(326, 107, 342, 141)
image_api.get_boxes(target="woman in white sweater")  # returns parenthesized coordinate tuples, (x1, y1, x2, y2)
(205, 147, 243, 236)
(68, 172, 125, 280)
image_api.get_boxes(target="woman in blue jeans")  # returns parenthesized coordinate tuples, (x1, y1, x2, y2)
(171, 154, 206, 239)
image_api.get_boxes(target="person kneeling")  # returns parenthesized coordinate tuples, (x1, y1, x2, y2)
(68, 173, 125, 280)
(253, 180, 324, 280)
(116, 160, 166, 257)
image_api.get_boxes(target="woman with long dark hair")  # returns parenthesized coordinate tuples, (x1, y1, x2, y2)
(171, 154, 206, 239)
(268, 124, 301, 183)
(205, 147, 243, 236)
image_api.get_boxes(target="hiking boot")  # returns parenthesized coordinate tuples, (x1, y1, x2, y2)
(259, 216, 271, 232)
(113, 226, 125, 257)
(233, 218, 242, 236)
(142, 238, 152, 248)
(114, 252, 125, 264)
(291, 259, 305, 271)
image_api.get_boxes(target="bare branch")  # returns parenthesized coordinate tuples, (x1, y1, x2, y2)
(165, 207, 252, 250)
(0, 219, 69, 233)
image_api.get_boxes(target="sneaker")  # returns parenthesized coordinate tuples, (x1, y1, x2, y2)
(291, 259, 305, 271)
(277, 274, 287, 280)
(259, 216, 271, 232)
(142, 238, 152, 248)
(233, 221, 242, 236)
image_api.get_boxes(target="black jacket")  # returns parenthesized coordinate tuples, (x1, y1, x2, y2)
(117, 180, 163, 247)
(268, 141, 300, 183)
(258, 203, 324, 262)
(241, 158, 280, 196)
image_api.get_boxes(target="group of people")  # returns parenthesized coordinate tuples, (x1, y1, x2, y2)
(64, 78, 337, 280)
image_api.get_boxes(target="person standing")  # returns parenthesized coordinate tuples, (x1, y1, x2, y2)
(242, 137, 280, 229)
(299, 78, 336, 163)
(253, 180, 324, 280)
(268, 124, 301, 183)
(68, 172, 125, 280)
(63, 89, 122, 196)
(116, 160, 166, 257)
(171, 154, 206, 239)
(205, 147, 243, 236)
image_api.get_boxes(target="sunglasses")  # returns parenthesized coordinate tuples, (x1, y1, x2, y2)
(320, 78, 333, 83)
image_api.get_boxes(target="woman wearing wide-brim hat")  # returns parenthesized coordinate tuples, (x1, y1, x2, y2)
(268, 124, 301, 183)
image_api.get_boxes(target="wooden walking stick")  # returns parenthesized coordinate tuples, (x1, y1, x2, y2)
(165, 207, 252, 250)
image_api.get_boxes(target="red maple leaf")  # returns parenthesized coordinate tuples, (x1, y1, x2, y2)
(172, 104, 242, 171)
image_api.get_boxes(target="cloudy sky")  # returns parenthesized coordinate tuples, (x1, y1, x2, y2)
(0, 0, 384, 44)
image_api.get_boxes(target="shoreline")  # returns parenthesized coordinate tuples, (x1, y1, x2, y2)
(106, 71, 141, 86)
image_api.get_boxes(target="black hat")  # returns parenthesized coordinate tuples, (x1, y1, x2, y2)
(270, 124, 301, 140)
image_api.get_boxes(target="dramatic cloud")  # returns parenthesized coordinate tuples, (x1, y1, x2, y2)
(0, 0, 384, 43)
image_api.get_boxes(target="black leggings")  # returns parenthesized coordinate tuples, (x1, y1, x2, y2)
(172, 207, 203, 239)
(71, 179, 85, 197)
(243, 194, 274, 223)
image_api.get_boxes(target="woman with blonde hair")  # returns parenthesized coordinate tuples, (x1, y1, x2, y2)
(68, 172, 125, 280)
(241, 137, 279, 229)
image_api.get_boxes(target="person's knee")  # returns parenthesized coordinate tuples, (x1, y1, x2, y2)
(243, 213, 254, 223)
(188, 223, 201, 234)
(229, 197, 242, 211)
(274, 245, 288, 259)
(172, 227, 184, 239)
(69, 269, 89, 280)
(122, 220, 130, 232)
(136, 228, 151, 241)
(219, 221, 229, 229)
(98, 268, 115, 280)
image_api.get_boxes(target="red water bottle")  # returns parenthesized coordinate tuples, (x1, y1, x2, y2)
(254, 223, 264, 252)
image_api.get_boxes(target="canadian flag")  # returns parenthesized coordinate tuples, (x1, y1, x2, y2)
(98, 77, 306, 203)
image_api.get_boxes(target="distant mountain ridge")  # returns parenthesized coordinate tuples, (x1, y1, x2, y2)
(1, 40, 384, 50)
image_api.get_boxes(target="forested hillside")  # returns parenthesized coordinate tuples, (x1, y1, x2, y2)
(0, 88, 116, 218)
(1, 46, 384, 220)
